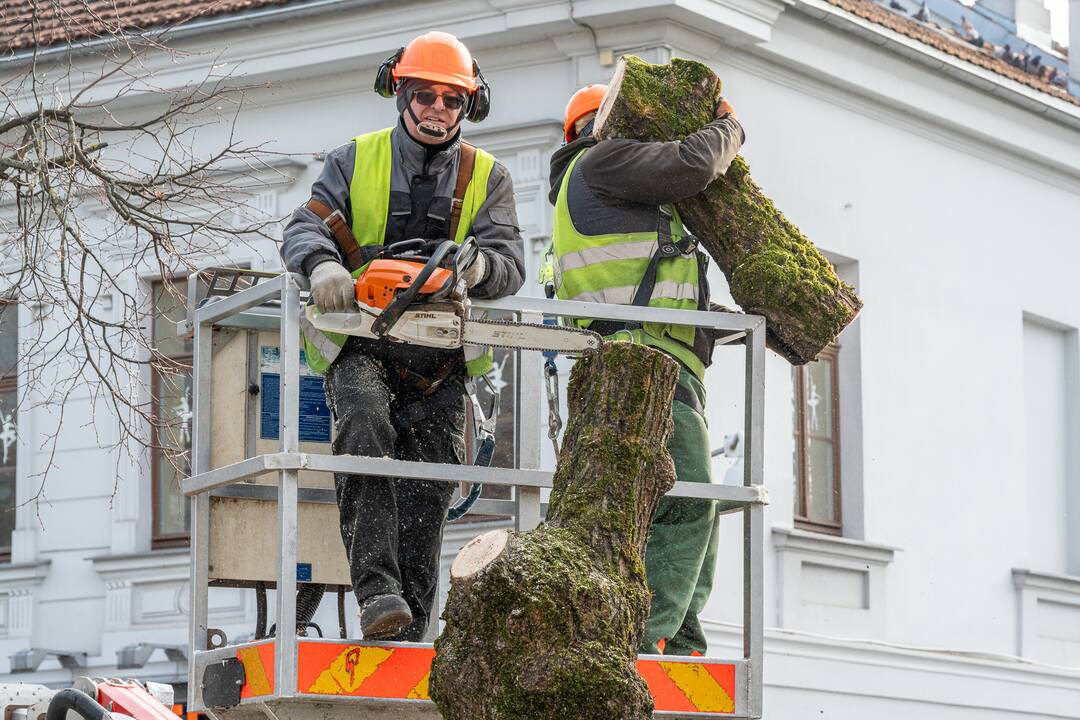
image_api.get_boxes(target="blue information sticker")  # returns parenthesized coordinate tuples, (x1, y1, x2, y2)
(296, 563, 312, 582)
(259, 346, 331, 443)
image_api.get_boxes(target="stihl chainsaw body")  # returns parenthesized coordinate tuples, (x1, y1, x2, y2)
(306, 239, 601, 354)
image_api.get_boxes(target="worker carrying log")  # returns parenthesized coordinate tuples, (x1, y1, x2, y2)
(279, 31, 525, 641)
(545, 83, 745, 656)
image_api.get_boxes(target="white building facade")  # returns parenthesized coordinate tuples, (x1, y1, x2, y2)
(1, 0, 1080, 717)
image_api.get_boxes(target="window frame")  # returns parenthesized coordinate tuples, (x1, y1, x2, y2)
(149, 280, 193, 549)
(0, 303, 17, 562)
(793, 343, 843, 535)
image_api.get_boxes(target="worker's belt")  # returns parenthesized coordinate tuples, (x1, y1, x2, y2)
(672, 382, 704, 417)
(391, 377, 466, 434)
(391, 355, 466, 433)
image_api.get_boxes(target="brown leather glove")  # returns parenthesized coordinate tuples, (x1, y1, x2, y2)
(715, 96, 736, 120)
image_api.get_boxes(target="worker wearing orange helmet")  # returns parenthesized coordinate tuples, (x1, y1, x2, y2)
(281, 31, 524, 642)
(547, 82, 745, 657)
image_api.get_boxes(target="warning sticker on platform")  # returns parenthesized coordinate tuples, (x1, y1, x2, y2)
(259, 345, 331, 443)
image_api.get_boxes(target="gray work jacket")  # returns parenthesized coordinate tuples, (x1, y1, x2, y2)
(282, 122, 525, 300)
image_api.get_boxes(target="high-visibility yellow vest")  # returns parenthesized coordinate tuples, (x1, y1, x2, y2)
(551, 148, 706, 379)
(301, 127, 495, 376)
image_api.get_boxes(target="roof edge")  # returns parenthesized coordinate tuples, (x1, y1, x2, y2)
(790, 0, 1080, 130)
(3, 0, 384, 68)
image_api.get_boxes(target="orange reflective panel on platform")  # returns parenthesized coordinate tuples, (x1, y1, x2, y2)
(234, 640, 737, 714)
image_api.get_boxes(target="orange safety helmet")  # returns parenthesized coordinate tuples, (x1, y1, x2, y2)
(564, 84, 607, 142)
(392, 31, 477, 92)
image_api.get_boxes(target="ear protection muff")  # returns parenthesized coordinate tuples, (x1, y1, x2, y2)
(464, 60, 491, 123)
(374, 47, 405, 98)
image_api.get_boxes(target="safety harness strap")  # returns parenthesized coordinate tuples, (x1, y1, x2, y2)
(629, 206, 697, 306)
(448, 142, 476, 243)
(305, 198, 383, 272)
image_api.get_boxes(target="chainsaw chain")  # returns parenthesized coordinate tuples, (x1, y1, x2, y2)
(465, 316, 603, 353)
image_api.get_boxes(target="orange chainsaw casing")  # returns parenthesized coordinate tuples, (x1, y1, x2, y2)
(354, 259, 453, 310)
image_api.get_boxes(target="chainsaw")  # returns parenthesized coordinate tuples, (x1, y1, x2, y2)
(305, 238, 601, 354)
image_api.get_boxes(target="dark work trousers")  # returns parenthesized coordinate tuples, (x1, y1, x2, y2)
(323, 336, 466, 641)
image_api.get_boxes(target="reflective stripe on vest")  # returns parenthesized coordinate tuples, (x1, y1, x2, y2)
(302, 128, 495, 376)
(552, 148, 704, 379)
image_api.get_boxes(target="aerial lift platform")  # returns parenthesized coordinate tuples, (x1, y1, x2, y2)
(181, 269, 768, 720)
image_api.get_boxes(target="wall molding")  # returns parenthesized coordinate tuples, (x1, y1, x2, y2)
(704, 619, 1080, 717)
(773, 526, 898, 638)
(0, 560, 50, 638)
(1013, 568, 1080, 666)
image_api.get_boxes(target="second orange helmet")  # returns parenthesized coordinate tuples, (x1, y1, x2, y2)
(563, 84, 608, 142)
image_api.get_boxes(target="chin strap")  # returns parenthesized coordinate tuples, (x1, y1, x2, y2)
(406, 104, 462, 139)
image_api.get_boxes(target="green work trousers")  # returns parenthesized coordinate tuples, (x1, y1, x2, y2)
(639, 367, 719, 656)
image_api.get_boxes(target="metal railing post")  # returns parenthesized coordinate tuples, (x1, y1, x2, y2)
(275, 274, 301, 697)
(515, 310, 544, 531)
(188, 312, 213, 710)
(743, 319, 766, 718)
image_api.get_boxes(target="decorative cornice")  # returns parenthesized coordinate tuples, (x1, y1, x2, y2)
(1012, 568, 1080, 595)
(91, 548, 190, 582)
(0, 560, 51, 590)
(773, 526, 898, 564)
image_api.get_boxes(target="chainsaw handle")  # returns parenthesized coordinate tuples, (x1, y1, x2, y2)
(453, 237, 479, 278)
(427, 237, 478, 302)
(371, 240, 458, 337)
(383, 239, 428, 259)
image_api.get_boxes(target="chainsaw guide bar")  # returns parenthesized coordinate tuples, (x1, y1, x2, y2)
(306, 303, 602, 354)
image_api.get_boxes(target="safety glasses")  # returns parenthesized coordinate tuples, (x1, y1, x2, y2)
(411, 89, 466, 110)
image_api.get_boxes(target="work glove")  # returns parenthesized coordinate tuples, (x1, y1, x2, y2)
(309, 261, 355, 313)
(715, 96, 736, 120)
(460, 249, 488, 289)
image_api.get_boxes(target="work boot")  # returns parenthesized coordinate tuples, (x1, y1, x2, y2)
(359, 594, 412, 640)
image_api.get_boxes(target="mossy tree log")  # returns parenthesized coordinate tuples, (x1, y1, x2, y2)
(429, 343, 679, 720)
(594, 55, 863, 365)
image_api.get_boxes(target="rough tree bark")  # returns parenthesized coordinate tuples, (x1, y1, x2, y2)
(594, 55, 863, 365)
(430, 343, 679, 720)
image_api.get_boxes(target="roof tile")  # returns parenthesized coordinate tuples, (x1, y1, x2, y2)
(0, 0, 293, 54)
(823, 0, 1079, 107)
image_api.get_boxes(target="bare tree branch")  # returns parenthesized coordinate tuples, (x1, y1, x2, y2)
(0, 1, 287, 512)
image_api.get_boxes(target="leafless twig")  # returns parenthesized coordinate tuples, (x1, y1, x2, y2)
(1, 1, 284, 513)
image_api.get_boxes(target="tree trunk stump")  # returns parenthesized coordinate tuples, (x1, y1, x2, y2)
(594, 55, 863, 365)
(429, 343, 679, 720)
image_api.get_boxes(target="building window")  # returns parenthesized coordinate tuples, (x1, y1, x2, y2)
(793, 344, 841, 535)
(0, 304, 17, 561)
(151, 280, 192, 548)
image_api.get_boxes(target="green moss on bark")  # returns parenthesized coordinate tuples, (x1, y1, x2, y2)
(595, 56, 862, 365)
(430, 344, 678, 720)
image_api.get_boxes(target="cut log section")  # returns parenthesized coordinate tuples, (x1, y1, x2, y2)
(595, 55, 863, 365)
(430, 343, 679, 720)
(450, 528, 509, 581)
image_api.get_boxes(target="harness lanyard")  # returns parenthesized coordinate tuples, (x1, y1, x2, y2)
(543, 355, 562, 462)
(541, 258, 564, 461)
(448, 375, 498, 522)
